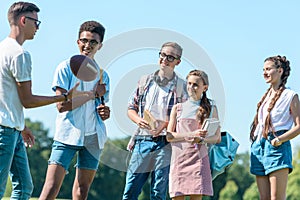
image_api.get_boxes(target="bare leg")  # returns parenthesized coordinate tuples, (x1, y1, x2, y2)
(39, 164, 66, 200)
(269, 168, 289, 200)
(172, 196, 185, 200)
(72, 168, 96, 200)
(190, 194, 203, 200)
(256, 175, 271, 200)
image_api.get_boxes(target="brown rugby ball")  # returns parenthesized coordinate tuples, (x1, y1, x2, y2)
(70, 55, 98, 81)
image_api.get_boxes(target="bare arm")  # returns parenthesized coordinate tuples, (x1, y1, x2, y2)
(272, 94, 300, 145)
(55, 87, 94, 113)
(16, 80, 65, 108)
(166, 105, 187, 142)
(127, 109, 151, 130)
(16, 81, 91, 109)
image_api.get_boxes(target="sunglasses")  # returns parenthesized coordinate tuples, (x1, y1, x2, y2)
(79, 38, 99, 47)
(159, 52, 179, 62)
(25, 16, 41, 29)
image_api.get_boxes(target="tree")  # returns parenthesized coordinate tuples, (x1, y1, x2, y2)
(286, 147, 300, 200)
(243, 182, 259, 200)
(226, 152, 255, 199)
(219, 180, 239, 200)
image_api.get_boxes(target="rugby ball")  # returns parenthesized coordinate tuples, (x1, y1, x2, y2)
(70, 55, 98, 81)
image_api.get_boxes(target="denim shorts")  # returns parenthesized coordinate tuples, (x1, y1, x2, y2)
(49, 139, 102, 172)
(250, 130, 293, 176)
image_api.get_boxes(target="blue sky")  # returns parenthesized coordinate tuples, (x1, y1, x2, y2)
(1, 0, 300, 153)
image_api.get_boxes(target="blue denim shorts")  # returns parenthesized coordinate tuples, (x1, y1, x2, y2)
(250, 130, 293, 176)
(49, 140, 102, 172)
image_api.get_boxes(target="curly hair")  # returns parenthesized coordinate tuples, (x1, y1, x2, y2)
(250, 55, 291, 141)
(186, 69, 211, 125)
(78, 21, 105, 42)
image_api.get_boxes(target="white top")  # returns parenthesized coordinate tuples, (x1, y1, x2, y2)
(254, 88, 296, 140)
(0, 37, 32, 131)
(52, 59, 110, 148)
(179, 98, 201, 119)
(140, 81, 174, 135)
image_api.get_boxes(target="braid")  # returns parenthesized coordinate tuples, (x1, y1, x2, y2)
(197, 92, 211, 124)
(250, 87, 271, 141)
(263, 86, 285, 138)
(250, 55, 291, 141)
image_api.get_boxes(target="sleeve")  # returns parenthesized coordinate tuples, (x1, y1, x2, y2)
(11, 51, 32, 82)
(102, 70, 110, 103)
(128, 82, 140, 112)
(52, 60, 72, 92)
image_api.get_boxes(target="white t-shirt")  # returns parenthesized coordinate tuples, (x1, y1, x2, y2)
(0, 37, 31, 131)
(254, 88, 296, 140)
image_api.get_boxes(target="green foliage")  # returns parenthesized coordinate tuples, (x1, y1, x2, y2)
(219, 180, 239, 200)
(25, 118, 53, 197)
(287, 150, 300, 200)
(243, 182, 259, 200)
(4, 179, 12, 197)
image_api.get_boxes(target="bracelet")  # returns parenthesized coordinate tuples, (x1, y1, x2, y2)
(275, 137, 282, 146)
(62, 92, 68, 101)
(199, 137, 205, 144)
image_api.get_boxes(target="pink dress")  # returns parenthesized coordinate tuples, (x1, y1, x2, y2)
(169, 102, 213, 198)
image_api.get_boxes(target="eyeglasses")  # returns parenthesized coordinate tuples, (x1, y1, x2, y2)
(25, 16, 41, 29)
(79, 38, 99, 47)
(159, 52, 179, 62)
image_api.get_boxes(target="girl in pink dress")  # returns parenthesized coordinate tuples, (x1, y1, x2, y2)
(167, 69, 221, 200)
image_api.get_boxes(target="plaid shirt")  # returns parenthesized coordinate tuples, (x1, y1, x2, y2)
(128, 72, 188, 121)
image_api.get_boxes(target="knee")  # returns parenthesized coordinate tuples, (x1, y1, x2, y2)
(40, 181, 61, 198)
(73, 184, 90, 198)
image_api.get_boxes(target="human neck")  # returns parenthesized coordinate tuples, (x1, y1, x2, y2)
(270, 82, 283, 92)
(189, 96, 200, 102)
(158, 68, 174, 80)
(9, 27, 25, 45)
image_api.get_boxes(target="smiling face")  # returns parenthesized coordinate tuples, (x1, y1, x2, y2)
(77, 31, 102, 59)
(187, 75, 208, 100)
(263, 60, 283, 86)
(158, 46, 181, 71)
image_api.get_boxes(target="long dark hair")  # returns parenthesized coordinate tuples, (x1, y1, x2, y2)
(186, 69, 211, 125)
(250, 55, 291, 141)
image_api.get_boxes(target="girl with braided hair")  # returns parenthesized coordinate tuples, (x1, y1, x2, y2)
(250, 55, 300, 200)
(166, 69, 221, 200)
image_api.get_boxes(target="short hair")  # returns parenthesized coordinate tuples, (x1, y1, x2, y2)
(78, 21, 105, 42)
(160, 42, 183, 58)
(7, 1, 40, 25)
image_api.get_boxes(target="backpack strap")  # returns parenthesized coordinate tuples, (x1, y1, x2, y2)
(138, 74, 152, 97)
(175, 77, 185, 103)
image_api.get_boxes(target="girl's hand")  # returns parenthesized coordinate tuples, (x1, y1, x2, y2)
(192, 129, 207, 138)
